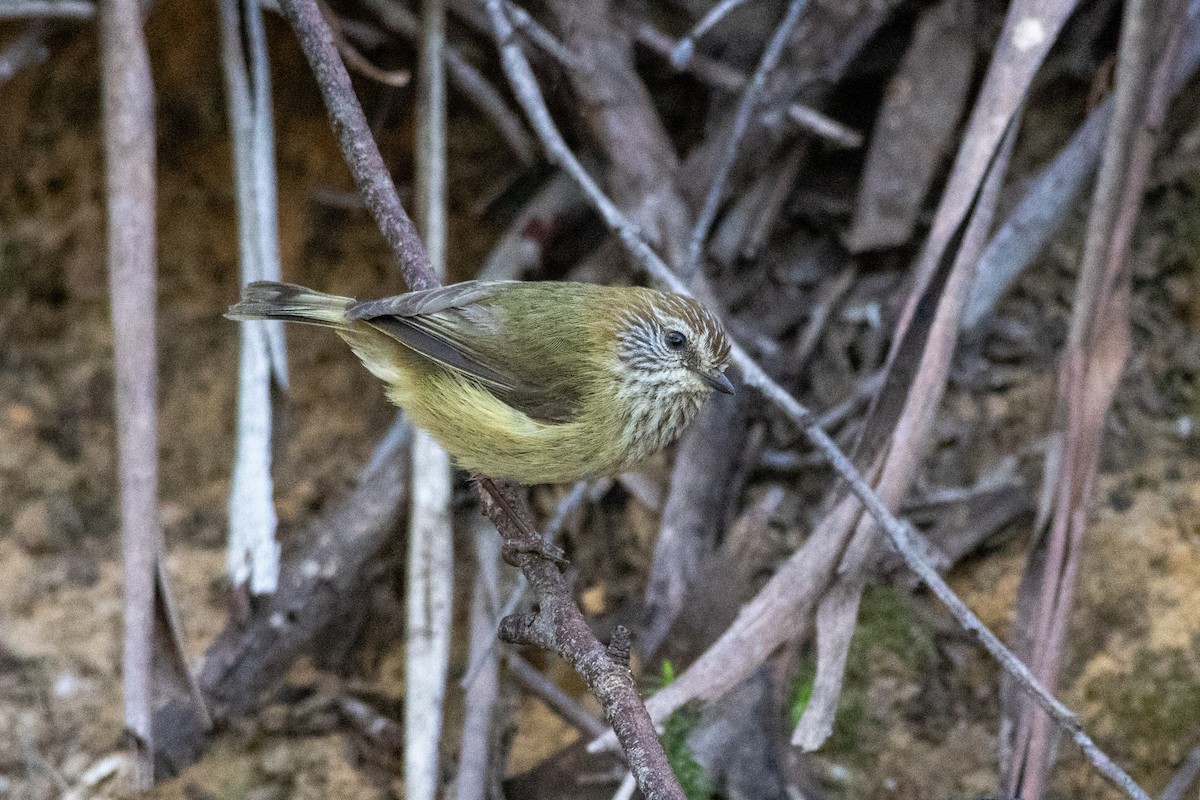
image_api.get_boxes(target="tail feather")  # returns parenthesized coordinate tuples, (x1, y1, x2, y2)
(226, 281, 355, 328)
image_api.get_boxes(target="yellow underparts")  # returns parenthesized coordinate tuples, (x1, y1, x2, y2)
(339, 326, 625, 485)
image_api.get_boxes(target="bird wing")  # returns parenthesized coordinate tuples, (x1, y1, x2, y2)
(345, 281, 582, 424)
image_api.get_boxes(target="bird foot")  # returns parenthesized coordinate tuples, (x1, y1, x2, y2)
(502, 537, 567, 568)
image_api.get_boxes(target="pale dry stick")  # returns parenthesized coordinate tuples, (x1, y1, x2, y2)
(99, 0, 163, 784)
(454, 521, 502, 800)
(1011, 2, 1183, 796)
(684, 0, 807, 276)
(499, 0, 586, 73)
(406, 0, 455, 797)
(1158, 747, 1200, 800)
(245, 0, 287, 384)
(219, 0, 283, 597)
(277, 2, 685, 795)
(619, 13, 861, 148)
(0, 0, 92, 18)
(482, 4, 1152, 797)
(362, 0, 537, 166)
(670, 0, 756, 67)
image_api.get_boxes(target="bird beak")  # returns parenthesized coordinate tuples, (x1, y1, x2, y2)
(694, 368, 735, 394)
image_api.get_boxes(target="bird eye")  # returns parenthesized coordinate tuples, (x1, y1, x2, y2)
(665, 330, 687, 351)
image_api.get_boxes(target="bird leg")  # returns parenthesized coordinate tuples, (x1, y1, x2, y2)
(477, 477, 568, 566)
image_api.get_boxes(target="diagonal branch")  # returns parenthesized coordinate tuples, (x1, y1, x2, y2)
(481, 5, 1152, 799)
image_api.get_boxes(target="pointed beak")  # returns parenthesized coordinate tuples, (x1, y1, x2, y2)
(693, 368, 735, 394)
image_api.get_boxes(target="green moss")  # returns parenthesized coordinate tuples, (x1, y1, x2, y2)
(788, 586, 937, 751)
(1082, 646, 1200, 777)
(656, 660, 714, 800)
(661, 709, 715, 800)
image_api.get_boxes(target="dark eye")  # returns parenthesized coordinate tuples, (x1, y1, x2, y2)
(665, 330, 687, 351)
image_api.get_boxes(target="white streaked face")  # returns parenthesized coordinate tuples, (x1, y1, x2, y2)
(610, 293, 734, 457)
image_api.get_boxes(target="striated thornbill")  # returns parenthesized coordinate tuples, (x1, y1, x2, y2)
(227, 280, 734, 485)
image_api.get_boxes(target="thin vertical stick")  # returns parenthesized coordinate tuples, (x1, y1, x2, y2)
(219, 0, 284, 596)
(454, 523, 502, 800)
(99, 0, 158, 784)
(406, 0, 454, 797)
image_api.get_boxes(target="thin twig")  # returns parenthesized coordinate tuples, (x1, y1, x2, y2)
(617, 12, 861, 147)
(406, 0, 455, 796)
(362, 0, 537, 166)
(685, 0, 807, 276)
(500, 0, 586, 73)
(482, 6, 1152, 798)
(0, 0, 93, 18)
(670, 0, 756, 67)
(454, 522, 502, 800)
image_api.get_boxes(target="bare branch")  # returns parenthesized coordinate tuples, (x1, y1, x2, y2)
(219, 0, 284, 596)
(406, 2, 455, 795)
(0, 0, 93, 19)
(685, 0, 808, 276)
(479, 479, 686, 800)
(670, 0, 756, 67)
(99, 0, 162, 783)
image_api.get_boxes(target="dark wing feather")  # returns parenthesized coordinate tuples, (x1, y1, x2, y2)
(347, 281, 581, 424)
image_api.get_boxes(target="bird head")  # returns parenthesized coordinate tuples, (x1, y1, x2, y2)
(612, 291, 735, 404)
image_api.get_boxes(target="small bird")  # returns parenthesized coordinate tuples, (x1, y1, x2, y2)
(227, 280, 734, 485)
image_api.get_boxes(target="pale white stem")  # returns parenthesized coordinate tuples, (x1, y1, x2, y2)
(405, 0, 454, 796)
(220, 0, 283, 594)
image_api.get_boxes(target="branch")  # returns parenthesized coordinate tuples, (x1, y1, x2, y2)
(685, 0, 807, 275)
(277, 1, 686, 795)
(405, 0, 454, 795)
(478, 479, 685, 800)
(219, 0, 284, 597)
(480, 5, 1152, 798)
(669, 0, 755, 67)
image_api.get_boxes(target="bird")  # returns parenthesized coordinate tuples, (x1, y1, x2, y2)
(226, 279, 734, 485)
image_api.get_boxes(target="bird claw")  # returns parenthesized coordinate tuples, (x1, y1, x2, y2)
(502, 537, 567, 567)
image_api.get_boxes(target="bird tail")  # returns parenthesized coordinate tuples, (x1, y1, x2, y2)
(226, 281, 355, 328)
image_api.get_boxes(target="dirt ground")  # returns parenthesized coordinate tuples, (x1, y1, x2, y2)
(0, 3, 1198, 800)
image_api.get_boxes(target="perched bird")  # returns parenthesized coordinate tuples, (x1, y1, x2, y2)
(227, 280, 734, 485)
